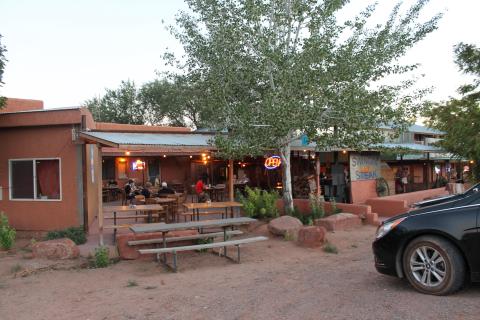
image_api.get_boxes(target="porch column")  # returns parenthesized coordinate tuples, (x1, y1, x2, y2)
(97, 144, 104, 246)
(228, 159, 234, 201)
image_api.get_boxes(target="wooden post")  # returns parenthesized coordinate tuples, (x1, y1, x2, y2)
(228, 159, 234, 201)
(315, 153, 320, 196)
(97, 144, 104, 246)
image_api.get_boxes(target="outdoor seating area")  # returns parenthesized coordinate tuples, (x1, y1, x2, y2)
(100, 177, 254, 270)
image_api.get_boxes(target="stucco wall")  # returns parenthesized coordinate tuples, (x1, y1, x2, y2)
(0, 126, 82, 231)
(350, 180, 377, 204)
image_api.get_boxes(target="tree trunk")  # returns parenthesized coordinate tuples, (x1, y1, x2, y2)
(280, 143, 294, 213)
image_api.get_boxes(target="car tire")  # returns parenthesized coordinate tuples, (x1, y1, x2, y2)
(403, 235, 465, 295)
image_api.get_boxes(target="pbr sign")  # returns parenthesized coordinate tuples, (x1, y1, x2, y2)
(265, 156, 282, 170)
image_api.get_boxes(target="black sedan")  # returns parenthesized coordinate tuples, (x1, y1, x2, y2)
(372, 187, 480, 295)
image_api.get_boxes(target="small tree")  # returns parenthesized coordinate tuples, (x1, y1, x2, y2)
(425, 43, 480, 181)
(166, 0, 441, 210)
(0, 212, 16, 250)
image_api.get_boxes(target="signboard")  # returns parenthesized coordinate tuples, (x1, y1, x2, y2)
(349, 153, 381, 181)
(264, 156, 282, 170)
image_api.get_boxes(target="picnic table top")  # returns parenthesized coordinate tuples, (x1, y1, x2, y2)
(183, 201, 243, 210)
(103, 204, 164, 213)
(129, 217, 256, 234)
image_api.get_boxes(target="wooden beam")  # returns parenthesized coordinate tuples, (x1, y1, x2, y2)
(97, 144, 104, 246)
(228, 159, 234, 201)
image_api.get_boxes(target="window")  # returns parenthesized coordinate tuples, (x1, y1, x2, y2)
(9, 158, 61, 201)
(102, 157, 115, 180)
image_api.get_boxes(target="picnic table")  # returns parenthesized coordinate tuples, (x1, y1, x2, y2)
(130, 217, 266, 271)
(182, 201, 242, 221)
(103, 204, 164, 240)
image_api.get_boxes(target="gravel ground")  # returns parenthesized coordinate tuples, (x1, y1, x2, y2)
(0, 225, 479, 320)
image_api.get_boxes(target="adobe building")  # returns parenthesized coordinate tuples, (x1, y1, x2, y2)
(0, 98, 104, 232)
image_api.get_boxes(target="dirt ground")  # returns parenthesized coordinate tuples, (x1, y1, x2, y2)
(1, 225, 479, 320)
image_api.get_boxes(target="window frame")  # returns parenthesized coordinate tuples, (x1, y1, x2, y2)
(8, 157, 62, 202)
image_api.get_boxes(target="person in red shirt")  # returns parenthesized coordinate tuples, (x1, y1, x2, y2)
(195, 178, 204, 194)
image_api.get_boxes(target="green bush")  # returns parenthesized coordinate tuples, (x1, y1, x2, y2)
(46, 226, 87, 245)
(238, 187, 279, 219)
(330, 199, 342, 215)
(309, 193, 325, 220)
(94, 246, 110, 268)
(0, 212, 16, 250)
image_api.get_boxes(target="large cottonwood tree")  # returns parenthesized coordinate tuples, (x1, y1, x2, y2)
(166, 0, 440, 210)
(425, 43, 480, 180)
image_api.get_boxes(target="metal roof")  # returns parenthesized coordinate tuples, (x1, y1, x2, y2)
(377, 142, 442, 152)
(81, 131, 215, 147)
(80, 131, 444, 153)
(379, 123, 444, 135)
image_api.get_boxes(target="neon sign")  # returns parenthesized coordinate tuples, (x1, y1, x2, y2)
(264, 156, 282, 170)
(132, 159, 145, 171)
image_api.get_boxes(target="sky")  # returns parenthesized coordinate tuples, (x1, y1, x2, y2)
(0, 0, 479, 109)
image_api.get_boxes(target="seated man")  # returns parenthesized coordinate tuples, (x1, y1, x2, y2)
(124, 179, 136, 203)
(195, 177, 210, 202)
(141, 182, 153, 198)
(158, 181, 175, 195)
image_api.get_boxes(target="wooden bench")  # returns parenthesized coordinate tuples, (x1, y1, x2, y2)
(138, 236, 268, 272)
(128, 230, 243, 246)
(177, 210, 227, 222)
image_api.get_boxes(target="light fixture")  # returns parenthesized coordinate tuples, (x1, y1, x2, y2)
(189, 155, 193, 159)
(201, 153, 206, 157)
(342, 150, 347, 154)
(118, 158, 126, 163)
(125, 151, 130, 156)
(303, 149, 307, 152)
(163, 155, 167, 158)
(203, 160, 207, 165)
(311, 155, 315, 159)
(470, 160, 475, 164)
(207, 155, 211, 159)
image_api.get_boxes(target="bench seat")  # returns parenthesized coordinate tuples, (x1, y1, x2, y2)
(128, 230, 243, 246)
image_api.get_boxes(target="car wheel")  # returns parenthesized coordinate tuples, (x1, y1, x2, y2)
(403, 235, 465, 295)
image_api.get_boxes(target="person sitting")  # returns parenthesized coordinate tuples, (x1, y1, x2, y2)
(158, 181, 175, 195)
(124, 179, 136, 204)
(195, 177, 210, 203)
(141, 182, 153, 198)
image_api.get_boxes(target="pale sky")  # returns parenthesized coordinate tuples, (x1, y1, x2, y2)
(0, 0, 479, 108)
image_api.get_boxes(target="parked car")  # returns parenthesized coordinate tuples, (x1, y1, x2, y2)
(372, 187, 480, 295)
(413, 182, 480, 208)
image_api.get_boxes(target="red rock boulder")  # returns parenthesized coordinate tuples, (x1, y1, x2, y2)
(32, 238, 79, 260)
(297, 226, 327, 248)
(268, 216, 303, 237)
(315, 213, 362, 232)
(117, 230, 199, 260)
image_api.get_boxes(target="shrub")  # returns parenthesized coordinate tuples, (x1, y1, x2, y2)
(0, 212, 16, 250)
(309, 193, 325, 220)
(126, 280, 138, 287)
(330, 199, 342, 215)
(94, 246, 110, 268)
(46, 226, 86, 245)
(238, 187, 279, 219)
(323, 242, 338, 254)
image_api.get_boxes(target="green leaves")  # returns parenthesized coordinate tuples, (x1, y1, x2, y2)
(167, 0, 439, 157)
(425, 43, 480, 180)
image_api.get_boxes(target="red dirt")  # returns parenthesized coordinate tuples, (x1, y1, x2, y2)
(1, 226, 479, 320)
